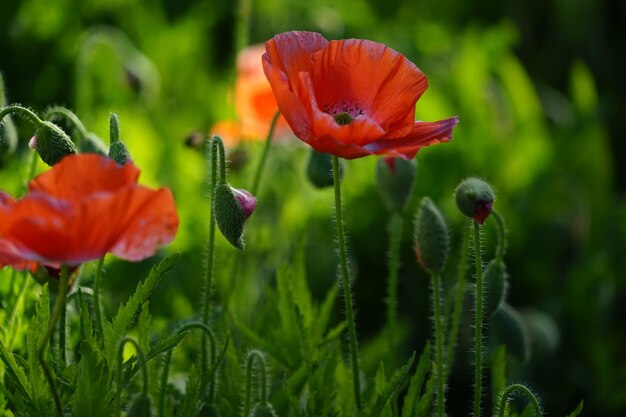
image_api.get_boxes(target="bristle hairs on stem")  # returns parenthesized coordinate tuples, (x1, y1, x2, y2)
(495, 383, 544, 417)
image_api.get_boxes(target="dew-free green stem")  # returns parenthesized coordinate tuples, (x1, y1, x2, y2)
(492, 209, 506, 262)
(243, 350, 268, 417)
(473, 221, 484, 417)
(93, 256, 106, 340)
(431, 271, 445, 417)
(201, 138, 221, 374)
(251, 111, 279, 195)
(445, 220, 470, 381)
(496, 384, 542, 417)
(38, 265, 70, 417)
(0, 105, 45, 127)
(235, 0, 253, 53)
(115, 337, 149, 416)
(332, 155, 362, 409)
(44, 106, 89, 138)
(386, 213, 403, 360)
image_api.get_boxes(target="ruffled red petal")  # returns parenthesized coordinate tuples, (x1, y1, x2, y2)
(29, 154, 139, 200)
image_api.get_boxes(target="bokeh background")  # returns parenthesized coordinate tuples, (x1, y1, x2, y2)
(0, 0, 624, 416)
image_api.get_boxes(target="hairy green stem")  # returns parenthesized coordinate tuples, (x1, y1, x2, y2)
(235, 0, 253, 53)
(0, 105, 44, 127)
(115, 337, 149, 416)
(445, 220, 470, 381)
(244, 350, 268, 416)
(496, 384, 542, 417)
(432, 272, 445, 417)
(38, 265, 70, 417)
(44, 106, 89, 138)
(332, 155, 362, 409)
(386, 213, 403, 361)
(473, 221, 484, 417)
(251, 111, 279, 195)
(93, 256, 106, 340)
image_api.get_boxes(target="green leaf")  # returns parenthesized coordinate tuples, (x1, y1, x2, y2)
(27, 285, 54, 417)
(0, 341, 31, 403)
(370, 352, 416, 417)
(565, 400, 584, 417)
(415, 376, 434, 417)
(492, 345, 507, 411)
(71, 342, 113, 417)
(401, 343, 430, 417)
(176, 366, 202, 417)
(103, 253, 179, 367)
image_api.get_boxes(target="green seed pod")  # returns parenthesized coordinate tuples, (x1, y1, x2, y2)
(523, 309, 560, 357)
(250, 403, 278, 417)
(376, 156, 415, 213)
(214, 184, 257, 250)
(109, 140, 132, 165)
(79, 132, 108, 155)
(125, 393, 152, 417)
(454, 178, 495, 224)
(32, 121, 77, 166)
(306, 148, 342, 188)
(491, 303, 531, 361)
(483, 259, 508, 316)
(414, 197, 449, 274)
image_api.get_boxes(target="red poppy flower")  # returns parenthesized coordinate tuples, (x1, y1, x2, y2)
(0, 154, 178, 268)
(263, 31, 459, 159)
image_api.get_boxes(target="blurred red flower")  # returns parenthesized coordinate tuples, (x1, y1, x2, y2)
(212, 45, 291, 147)
(0, 154, 178, 268)
(263, 31, 459, 159)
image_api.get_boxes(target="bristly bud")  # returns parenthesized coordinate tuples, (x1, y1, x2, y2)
(108, 113, 132, 165)
(215, 184, 256, 249)
(484, 259, 508, 316)
(306, 148, 342, 188)
(491, 303, 531, 361)
(376, 156, 415, 213)
(414, 197, 449, 274)
(125, 393, 152, 417)
(454, 177, 495, 224)
(32, 121, 77, 165)
(250, 403, 278, 417)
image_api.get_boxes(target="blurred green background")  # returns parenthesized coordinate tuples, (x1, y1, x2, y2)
(0, 0, 624, 416)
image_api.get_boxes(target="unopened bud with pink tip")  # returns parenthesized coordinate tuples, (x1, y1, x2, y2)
(454, 177, 495, 224)
(232, 187, 257, 219)
(215, 184, 257, 249)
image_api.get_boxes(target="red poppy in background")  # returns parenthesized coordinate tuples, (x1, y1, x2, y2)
(212, 44, 291, 147)
(263, 31, 459, 159)
(0, 154, 178, 268)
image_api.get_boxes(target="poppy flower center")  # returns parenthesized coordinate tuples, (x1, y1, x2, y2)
(323, 101, 364, 126)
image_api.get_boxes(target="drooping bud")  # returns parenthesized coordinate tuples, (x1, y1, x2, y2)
(454, 178, 495, 224)
(491, 303, 531, 361)
(414, 197, 449, 274)
(108, 113, 132, 165)
(125, 393, 152, 417)
(32, 121, 77, 165)
(79, 132, 108, 155)
(376, 156, 415, 213)
(249, 403, 278, 417)
(483, 259, 508, 316)
(306, 148, 342, 188)
(214, 184, 256, 250)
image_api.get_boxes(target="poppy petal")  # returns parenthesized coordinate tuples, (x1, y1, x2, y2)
(0, 238, 38, 271)
(29, 154, 139, 200)
(309, 39, 428, 130)
(111, 187, 179, 261)
(364, 116, 459, 159)
(264, 31, 328, 91)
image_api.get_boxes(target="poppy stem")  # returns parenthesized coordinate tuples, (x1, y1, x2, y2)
(93, 256, 106, 340)
(38, 265, 70, 417)
(386, 213, 403, 363)
(0, 104, 45, 128)
(472, 221, 484, 417)
(251, 111, 279, 195)
(431, 270, 445, 417)
(201, 136, 221, 378)
(243, 350, 269, 417)
(496, 384, 543, 417)
(444, 219, 470, 382)
(332, 155, 363, 409)
(44, 106, 90, 138)
(492, 209, 507, 262)
(115, 336, 149, 416)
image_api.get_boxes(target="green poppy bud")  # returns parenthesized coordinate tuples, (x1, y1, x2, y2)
(491, 303, 531, 361)
(414, 197, 449, 274)
(306, 148, 342, 188)
(30, 121, 77, 165)
(79, 132, 108, 155)
(125, 393, 152, 417)
(454, 178, 495, 224)
(108, 113, 132, 165)
(250, 403, 278, 417)
(483, 259, 508, 316)
(376, 157, 415, 213)
(215, 184, 257, 250)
